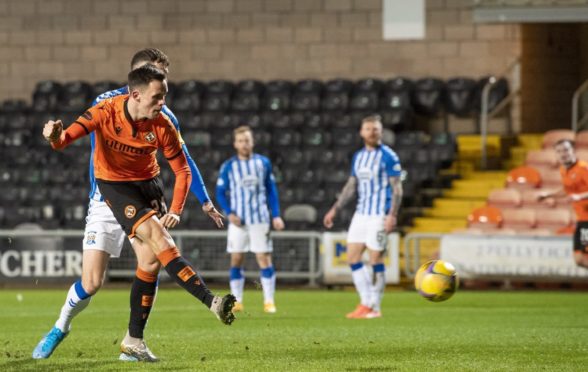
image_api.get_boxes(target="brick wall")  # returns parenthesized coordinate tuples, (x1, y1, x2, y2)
(1, 0, 520, 110)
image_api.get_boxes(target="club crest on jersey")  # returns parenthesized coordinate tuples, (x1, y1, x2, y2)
(144, 132, 155, 143)
(85, 231, 97, 245)
(115, 126, 122, 135)
(357, 168, 374, 180)
(240, 175, 259, 188)
(125, 205, 137, 219)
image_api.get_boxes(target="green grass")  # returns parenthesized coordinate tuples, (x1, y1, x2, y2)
(1, 288, 588, 371)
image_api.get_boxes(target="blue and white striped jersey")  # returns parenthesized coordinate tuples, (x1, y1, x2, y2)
(216, 154, 281, 225)
(88, 86, 210, 205)
(351, 144, 402, 216)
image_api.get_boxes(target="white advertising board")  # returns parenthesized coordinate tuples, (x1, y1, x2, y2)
(441, 234, 588, 280)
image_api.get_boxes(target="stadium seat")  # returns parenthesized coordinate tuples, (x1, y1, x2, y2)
(525, 149, 558, 168)
(322, 79, 352, 111)
(231, 79, 263, 112)
(445, 77, 476, 117)
(575, 149, 588, 162)
(473, 76, 509, 112)
(412, 78, 445, 116)
(58, 81, 93, 112)
(170, 80, 206, 112)
(487, 188, 522, 208)
(575, 131, 588, 149)
(520, 189, 556, 209)
(283, 204, 318, 230)
(253, 130, 272, 148)
(536, 167, 561, 187)
(331, 127, 360, 147)
(350, 78, 382, 111)
(272, 129, 301, 148)
(467, 205, 503, 229)
(1, 99, 28, 112)
(380, 77, 413, 110)
(91, 81, 120, 100)
(535, 208, 572, 231)
(542, 129, 575, 149)
(203, 80, 233, 112)
(380, 109, 411, 132)
(32, 80, 62, 112)
(501, 208, 536, 229)
(506, 166, 542, 189)
(291, 79, 322, 112)
(263, 80, 292, 111)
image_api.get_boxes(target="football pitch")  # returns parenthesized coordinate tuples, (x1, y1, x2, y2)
(1, 288, 588, 371)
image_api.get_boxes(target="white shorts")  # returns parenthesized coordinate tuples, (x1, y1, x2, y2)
(83, 199, 126, 258)
(347, 213, 387, 251)
(227, 223, 273, 254)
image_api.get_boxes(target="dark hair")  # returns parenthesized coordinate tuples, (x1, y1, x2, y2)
(554, 138, 575, 148)
(130, 48, 169, 69)
(128, 65, 166, 91)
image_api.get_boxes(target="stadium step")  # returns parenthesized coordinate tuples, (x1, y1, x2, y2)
(411, 217, 467, 232)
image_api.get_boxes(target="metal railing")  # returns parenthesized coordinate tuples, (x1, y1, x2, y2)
(572, 79, 588, 132)
(0, 229, 323, 286)
(480, 57, 521, 169)
(403, 232, 444, 278)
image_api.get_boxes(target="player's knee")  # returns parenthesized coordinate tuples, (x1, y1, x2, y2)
(82, 275, 104, 295)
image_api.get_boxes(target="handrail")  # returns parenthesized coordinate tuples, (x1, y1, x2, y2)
(572, 78, 588, 132)
(480, 57, 521, 170)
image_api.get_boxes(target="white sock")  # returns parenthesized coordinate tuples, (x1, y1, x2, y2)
(54, 280, 92, 333)
(350, 262, 371, 307)
(260, 266, 275, 303)
(370, 264, 386, 312)
(229, 267, 245, 303)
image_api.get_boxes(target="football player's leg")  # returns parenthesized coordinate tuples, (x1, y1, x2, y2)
(228, 223, 247, 310)
(367, 249, 385, 318)
(120, 237, 160, 362)
(346, 243, 372, 318)
(136, 217, 235, 325)
(252, 224, 276, 313)
(33, 249, 109, 359)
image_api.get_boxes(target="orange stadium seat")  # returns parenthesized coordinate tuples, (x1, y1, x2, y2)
(520, 189, 557, 209)
(536, 167, 561, 187)
(525, 149, 558, 168)
(501, 208, 536, 229)
(576, 131, 588, 149)
(506, 166, 542, 189)
(542, 129, 575, 148)
(487, 188, 522, 208)
(535, 208, 573, 231)
(576, 149, 588, 162)
(467, 206, 503, 229)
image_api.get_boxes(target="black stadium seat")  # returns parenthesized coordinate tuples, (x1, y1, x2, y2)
(381, 77, 413, 110)
(322, 79, 353, 111)
(263, 80, 292, 111)
(91, 81, 120, 100)
(445, 77, 476, 117)
(59, 81, 93, 112)
(32, 80, 62, 112)
(203, 80, 233, 112)
(350, 78, 381, 111)
(170, 80, 206, 112)
(474, 76, 509, 112)
(231, 80, 264, 112)
(412, 78, 445, 116)
(291, 79, 322, 111)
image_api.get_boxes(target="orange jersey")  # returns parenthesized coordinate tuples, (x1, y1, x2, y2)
(51, 94, 191, 214)
(560, 160, 588, 221)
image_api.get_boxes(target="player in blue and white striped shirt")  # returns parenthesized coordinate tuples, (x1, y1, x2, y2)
(216, 126, 285, 314)
(323, 115, 403, 319)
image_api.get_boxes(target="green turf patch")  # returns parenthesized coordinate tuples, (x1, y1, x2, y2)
(1, 289, 588, 371)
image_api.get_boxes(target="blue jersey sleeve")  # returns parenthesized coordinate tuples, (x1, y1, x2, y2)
(383, 147, 402, 177)
(162, 105, 211, 205)
(350, 151, 359, 177)
(215, 160, 232, 215)
(263, 157, 281, 218)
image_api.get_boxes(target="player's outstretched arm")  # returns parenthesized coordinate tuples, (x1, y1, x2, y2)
(323, 176, 357, 229)
(161, 152, 192, 229)
(43, 119, 88, 150)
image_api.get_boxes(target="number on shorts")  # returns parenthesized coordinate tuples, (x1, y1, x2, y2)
(150, 197, 168, 218)
(377, 230, 387, 250)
